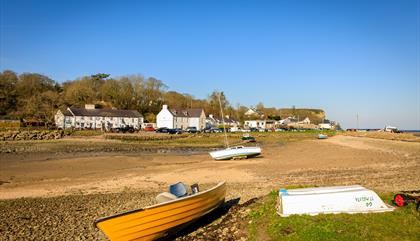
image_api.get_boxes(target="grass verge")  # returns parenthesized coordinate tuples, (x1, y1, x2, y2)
(247, 190, 420, 241)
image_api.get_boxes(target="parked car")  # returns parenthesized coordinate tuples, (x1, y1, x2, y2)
(211, 127, 223, 133)
(168, 128, 183, 134)
(230, 127, 241, 132)
(115, 126, 135, 133)
(186, 126, 198, 133)
(144, 126, 155, 132)
(156, 127, 170, 133)
(204, 127, 222, 133)
(249, 127, 258, 132)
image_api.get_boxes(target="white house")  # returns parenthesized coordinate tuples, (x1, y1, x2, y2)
(54, 104, 143, 130)
(156, 105, 206, 130)
(319, 119, 333, 129)
(244, 120, 266, 129)
(297, 117, 311, 124)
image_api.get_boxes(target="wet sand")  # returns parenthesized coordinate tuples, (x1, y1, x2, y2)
(0, 135, 419, 240)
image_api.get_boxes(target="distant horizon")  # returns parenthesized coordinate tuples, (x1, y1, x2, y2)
(1, 0, 419, 129)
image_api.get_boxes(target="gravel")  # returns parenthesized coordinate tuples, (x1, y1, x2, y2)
(0, 188, 256, 241)
(0, 191, 157, 240)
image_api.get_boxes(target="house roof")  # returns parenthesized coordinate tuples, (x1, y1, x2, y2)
(245, 108, 263, 115)
(170, 108, 203, 118)
(64, 107, 143, 118)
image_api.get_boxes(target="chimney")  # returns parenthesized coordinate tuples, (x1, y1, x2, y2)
(209, 114, 213, 118)
(162, 105, 168, 109)
(225, 115, 230, 119)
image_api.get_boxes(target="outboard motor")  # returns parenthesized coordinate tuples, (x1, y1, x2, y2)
(169, 182, 188, 198)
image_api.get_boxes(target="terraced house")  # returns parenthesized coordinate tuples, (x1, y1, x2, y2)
(156, 105, 206, 130)
(54, 104, 143, 130)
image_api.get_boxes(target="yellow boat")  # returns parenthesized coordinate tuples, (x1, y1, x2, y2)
(95, 182, 226, 241)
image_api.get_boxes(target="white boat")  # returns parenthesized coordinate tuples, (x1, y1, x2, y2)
(277, 185, 394, 217)
(209, 146, 261, 160)
(208, 92, 262, 160)
(384, 125, 398, 132)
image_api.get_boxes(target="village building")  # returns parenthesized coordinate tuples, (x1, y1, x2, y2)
(244, 120, 266, 129)
(244, 108, 264, 117)
(319, 119, 334, 129)
(156, 105, 206, 130)
(265, 119, 276, 129)
(297, 117, 311, 125)
(54, 104, 143, 130)
(278, 116, 298, 125)
(278, 116, 317, 129)
(244, 119, 277, 129)
(206, 114, 239, 128)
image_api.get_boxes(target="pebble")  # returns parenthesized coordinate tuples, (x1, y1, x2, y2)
(1, 187, 260, 240)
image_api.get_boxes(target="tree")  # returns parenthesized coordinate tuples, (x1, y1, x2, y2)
(140, 77, 167, 114)
(0, 70, 18, 115)
(207, 91, 229, 117)
(101, 77, 136, 109)
(15, 73, 57, 121)
(62, 79, 96, 107)
(163, 91, 190, 109)
(91, 73, 109, 100)
(256, 102, 265, 112)
(144, 112, 156, 123)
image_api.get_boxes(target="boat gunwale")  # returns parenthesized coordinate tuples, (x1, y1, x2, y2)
(277, 204, 395, 217)
(108, 190, 225, 231)
(94, 181, 226, 227)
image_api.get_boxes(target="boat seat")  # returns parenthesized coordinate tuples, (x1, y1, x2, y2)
(169, 182, 188, 198)
(156, 192, 177, 203)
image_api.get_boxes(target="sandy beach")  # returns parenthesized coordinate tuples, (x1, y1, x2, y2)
(0, 134, 419, 240)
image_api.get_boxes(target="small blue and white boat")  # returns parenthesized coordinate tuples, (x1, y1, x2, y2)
(318, 134, 328, 139)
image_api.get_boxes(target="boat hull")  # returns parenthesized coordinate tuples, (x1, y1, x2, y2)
(209, 147, 261, 160)
(95, 182, 226, 241)
(277, 185, 394, 217)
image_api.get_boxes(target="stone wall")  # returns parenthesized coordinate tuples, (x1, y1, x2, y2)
(0, 130, 64, 141)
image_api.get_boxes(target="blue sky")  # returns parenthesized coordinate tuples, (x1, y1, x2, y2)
(1, 0, 419, 129)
